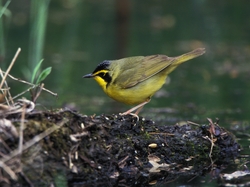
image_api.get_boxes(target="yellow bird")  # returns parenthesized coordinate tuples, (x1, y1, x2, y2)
(83, 48, 205, 115)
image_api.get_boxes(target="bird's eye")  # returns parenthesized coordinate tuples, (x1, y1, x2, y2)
(97, 71, 112, 83)
(98, 72, 105, 77)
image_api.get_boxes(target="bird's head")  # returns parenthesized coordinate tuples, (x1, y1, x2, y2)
(83, 60, 112, 90)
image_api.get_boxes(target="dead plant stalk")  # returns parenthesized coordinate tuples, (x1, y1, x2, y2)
(0, 48, 21, 90)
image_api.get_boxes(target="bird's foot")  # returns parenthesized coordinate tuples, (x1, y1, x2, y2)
(119, 112, 139, 121)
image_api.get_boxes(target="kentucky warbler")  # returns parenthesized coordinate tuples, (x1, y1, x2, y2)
(83, 48, 205, 115)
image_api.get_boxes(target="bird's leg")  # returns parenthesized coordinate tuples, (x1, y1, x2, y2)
(123, 104, 146, 121)
(121, 99, 151, 116)
(134, 104, 145, 115)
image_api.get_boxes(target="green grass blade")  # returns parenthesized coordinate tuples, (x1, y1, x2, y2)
(0, 0, 11, 66)
(29, 0, 50, 72)
(0, 0, 11, 18)
(35, 67, 52, 85)
(31, 59, 43, 83)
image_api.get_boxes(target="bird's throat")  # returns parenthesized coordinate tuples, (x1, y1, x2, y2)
(94, 76, 108, 91)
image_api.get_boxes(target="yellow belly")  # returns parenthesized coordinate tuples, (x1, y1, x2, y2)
(105, 75, 166, 105)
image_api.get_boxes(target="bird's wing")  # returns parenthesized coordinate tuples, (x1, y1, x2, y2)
(113, 55, 174, 89)
(113, 48, 206, 89)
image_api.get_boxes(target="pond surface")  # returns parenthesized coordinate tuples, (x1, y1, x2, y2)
(3, 0, 250, 186)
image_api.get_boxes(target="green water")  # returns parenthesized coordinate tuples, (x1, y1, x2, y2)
(2, 0, 250, 186)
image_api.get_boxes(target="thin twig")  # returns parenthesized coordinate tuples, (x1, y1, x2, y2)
(149, 132, 174, 136)
(33, 83, 44, 102)
(187, 121, 200, 126)
(20, 171, 34, 187)
(10, 85, 37, 101)
(0, 69, 13, 105)
(18, 104, 26, 155)
(0, 160, 17, 180)
(3, 72, 57, 97)
(118, 155, 129, 166)
(0, 48, 21, 90)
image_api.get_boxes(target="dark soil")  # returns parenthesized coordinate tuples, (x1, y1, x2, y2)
(0, 108, 241, 186)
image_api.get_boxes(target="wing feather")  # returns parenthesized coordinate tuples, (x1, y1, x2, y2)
(113, 55, 173, 88)
(110, 48, 205, 89)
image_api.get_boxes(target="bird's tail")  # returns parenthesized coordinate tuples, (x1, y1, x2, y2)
(172, 48, 206, 66)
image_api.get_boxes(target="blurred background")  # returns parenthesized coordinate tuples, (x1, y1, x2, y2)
(1, 0, 250, 124)
(1, 1, 250, 186)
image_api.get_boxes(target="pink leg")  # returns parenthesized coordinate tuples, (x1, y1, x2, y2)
(121, 99, 150, 116)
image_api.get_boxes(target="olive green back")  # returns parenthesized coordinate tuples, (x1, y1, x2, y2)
(109, 48, 205, 89)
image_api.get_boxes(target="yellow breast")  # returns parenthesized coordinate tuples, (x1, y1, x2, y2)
(105, 74, 166, 105)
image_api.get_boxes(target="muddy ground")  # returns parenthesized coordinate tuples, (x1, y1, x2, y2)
(0, 108, 241, 186)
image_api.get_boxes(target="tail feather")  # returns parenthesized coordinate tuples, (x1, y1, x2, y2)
(172, 48, 206, 66)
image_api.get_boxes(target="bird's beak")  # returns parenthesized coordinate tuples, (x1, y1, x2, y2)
(82, 73, 94, 78)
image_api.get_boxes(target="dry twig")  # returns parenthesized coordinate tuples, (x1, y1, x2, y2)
(0, 48, 21, 90)
(18, 104, 26, 155)
(3, 72, 57, 97)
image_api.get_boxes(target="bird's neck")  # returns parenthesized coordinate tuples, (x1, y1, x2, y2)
(94, 76, 108, 91)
